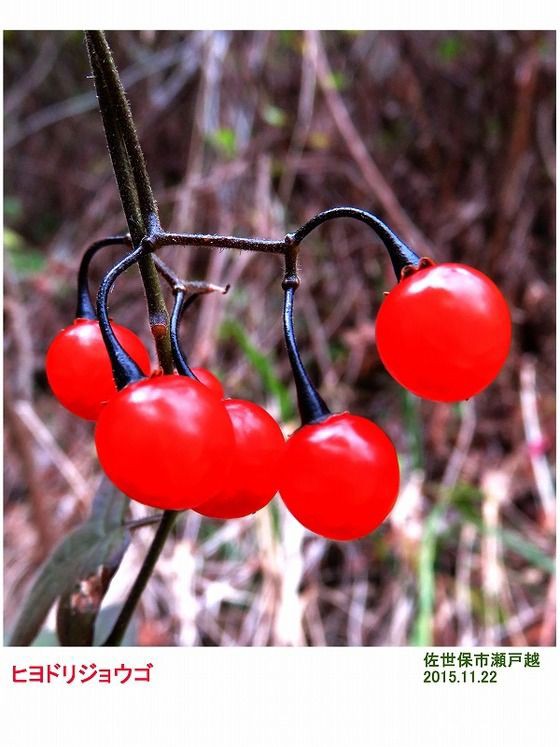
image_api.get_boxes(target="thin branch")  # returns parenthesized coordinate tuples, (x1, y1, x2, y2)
(125, 515, 165, 530)
(103, 511, 179, 646)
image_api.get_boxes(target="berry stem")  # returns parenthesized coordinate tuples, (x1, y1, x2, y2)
(103, 510, 179, 646)
(153, 207, 421, 281)
(169, 290, 202, 380)
(283, 281, 331, 426)
(76, 235, 130, 320)
(96, 243, 229, 389)
(160, 231, 288, 254)
(77, 233, 227, 318)
(288, 207, 421, 279)
(96, 245, 148, 390)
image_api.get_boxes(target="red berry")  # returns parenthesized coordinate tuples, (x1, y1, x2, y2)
(94, 375, 235, 511)
(191, 366, 224, 399)
(376, 263, 511, 402)
(195, 399, 285, 519)
(278, 413, 399, 541)
(46, 318, 151, 420)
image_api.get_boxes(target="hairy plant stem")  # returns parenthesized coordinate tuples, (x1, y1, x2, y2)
(78, 233, 228, 307)
(103, 511, 179, 646)
(85, 31, 173, 373)
(148, 206, 422, 279)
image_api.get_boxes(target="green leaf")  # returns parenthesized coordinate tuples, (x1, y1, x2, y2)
(219, 318, 295, 422)
(278, 30, 298, 48)
(498, 529, 555, 574)
(267, 500, 282, 541)
(207, 127, 237, 159)
(410, 503, 445, 645)
(446, 481, 484, 523)
(8, 479, 130, 646)
(325, 71, 347, 91)
(451, 496, 555, 574)
(5, 228, 46, 277)
(437, 35, 464, 62)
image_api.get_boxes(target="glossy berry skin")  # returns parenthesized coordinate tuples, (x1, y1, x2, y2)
(278, 413, 400, 541)
(95, 375, 235, 511)
(191, 367, 224, 399)
(195, 399, 285, 519)
(376, 263, 511, 402)
(46, 318, 151, 420)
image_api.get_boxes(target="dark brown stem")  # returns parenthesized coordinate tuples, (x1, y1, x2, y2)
(150, 207, 421, 280)
(103, 511, 179, 646)
(159, 231, 288, 254)
(85, 30, 173, 373)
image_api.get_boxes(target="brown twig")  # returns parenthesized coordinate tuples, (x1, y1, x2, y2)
(310, 30, 433, 257)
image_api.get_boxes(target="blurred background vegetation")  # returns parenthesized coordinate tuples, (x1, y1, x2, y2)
(4, 30, 555, 646)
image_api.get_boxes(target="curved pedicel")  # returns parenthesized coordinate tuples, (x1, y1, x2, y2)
(282, 284, 331, 426)
(96, 245, 148, 390)
(76, 235, 130, 319)
(288, 207, 422, 280)
(95, 243, 228, 391)
(169, 290, 202, 381)
(278, 209, 422, 425)
(76, 233, 203, 320)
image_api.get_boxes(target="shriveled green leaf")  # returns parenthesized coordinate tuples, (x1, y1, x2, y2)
(8, 479, 130, 646)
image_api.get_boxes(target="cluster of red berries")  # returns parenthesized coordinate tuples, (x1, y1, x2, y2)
(46, 213, 511, 541)
(48, 320, 286, 520)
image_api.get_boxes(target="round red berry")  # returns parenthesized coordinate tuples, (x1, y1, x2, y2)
(94, 375, 235, 510)
(195, 399, 285, 519)
(191, 367, 224, 399)
(278, 413, 399, 541)
(46, 318, 151, 420)
(375, 263, 511, 402)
